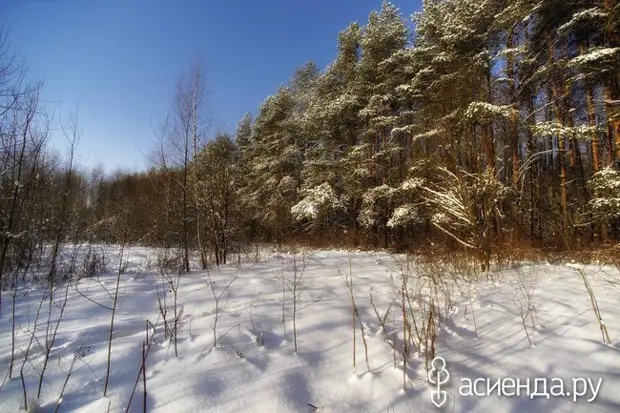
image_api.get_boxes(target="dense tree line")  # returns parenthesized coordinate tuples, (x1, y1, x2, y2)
(234, 0, 618, 256)
(1, 0, 619, 288)
(232, 0, 620, 256)
(88, 0, 619, 261)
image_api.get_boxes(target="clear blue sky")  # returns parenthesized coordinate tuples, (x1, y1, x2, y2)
(1, 0, 421, 173)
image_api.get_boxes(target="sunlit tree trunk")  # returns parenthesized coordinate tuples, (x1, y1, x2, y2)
(548, 39, 570, 249)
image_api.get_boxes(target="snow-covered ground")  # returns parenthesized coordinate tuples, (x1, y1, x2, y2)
(1, 246, 619, 412)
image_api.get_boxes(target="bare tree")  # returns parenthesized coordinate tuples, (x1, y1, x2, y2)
(0, 28, 25, 118)
(37, 111, 84, 400)
(194, 134, 240, 266)
(0, 79, 45, 319)
(156, 60, 211, 271)
(0, 80, 47, 378)
(189, 61, 212, 269)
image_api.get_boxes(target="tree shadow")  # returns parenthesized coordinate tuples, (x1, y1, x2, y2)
(281, 370, 316, 412)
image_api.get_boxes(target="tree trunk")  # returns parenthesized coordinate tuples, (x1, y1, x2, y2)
(549, 39, 570, 249)
(526, 96, 538, 243)
(507, 29, 522, 239)
(586, 84, 601, 172)
(192, 70, 206, 269)
(585, 78, 608, 241)
(603, 72, 619, 166)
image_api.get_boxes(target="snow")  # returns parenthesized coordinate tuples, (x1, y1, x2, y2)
(277, 175, 296, 192)
(358, 185, 396, 227)
(411, 129, 440, 142)
(1, 247, 620, 412)
(291, 183, 342, 221)
(387, 204, 422, 228)
(496, 47, 523, 58)
(532, 121, 601, 139)
(465, 102, 515, 124)
(569, 48, 620, 68)
(590, 168, 620, 191)
(557, 8, 607, 35)
(400, 177, 424, 191)
(395, 84, 413, 94)
(587, 168, 620, 219)
(390, 125, 415, 137)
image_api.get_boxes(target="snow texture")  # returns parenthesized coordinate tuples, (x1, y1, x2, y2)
(1, 247, 620, 412)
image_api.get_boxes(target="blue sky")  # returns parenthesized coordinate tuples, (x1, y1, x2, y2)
(1, 0, 421, 172)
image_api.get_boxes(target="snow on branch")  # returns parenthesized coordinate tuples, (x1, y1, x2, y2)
(587, 168, 620, 220)
(390, 124, 415, 138)
(291, 182, 343, 221)
(387, 204, 423, 228)
(558, 8, 607, 35)
(531, 121, 603, 140)
(410, 129, 440, 142)
(496, 47, 524, 59)
(400, 177, 425, 191)
(369, 115, 400, 128)
(464, 102, 516, 125)
(358, 185, 396, 228)
(568, 47, 620, 68)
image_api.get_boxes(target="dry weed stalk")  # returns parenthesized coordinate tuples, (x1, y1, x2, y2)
(339, 252, 370, 374)
(18, 285, 49, 411)
(369, 293, 393, 353)
(154, 248, 185, 358)
(283, 252, 308, 353)
(38, 273, 72, 399)
(512, 266, 539, 346)
(103, 243, 127, 396)
(126, 319, 157, 413)
(397, 254, 449, 374)
(576, 268, 612, 344)
(206, 268, 238, 351)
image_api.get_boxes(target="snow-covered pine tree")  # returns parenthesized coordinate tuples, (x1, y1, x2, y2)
(355, 1, 409, 247)
(294, 23, 364, 240)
